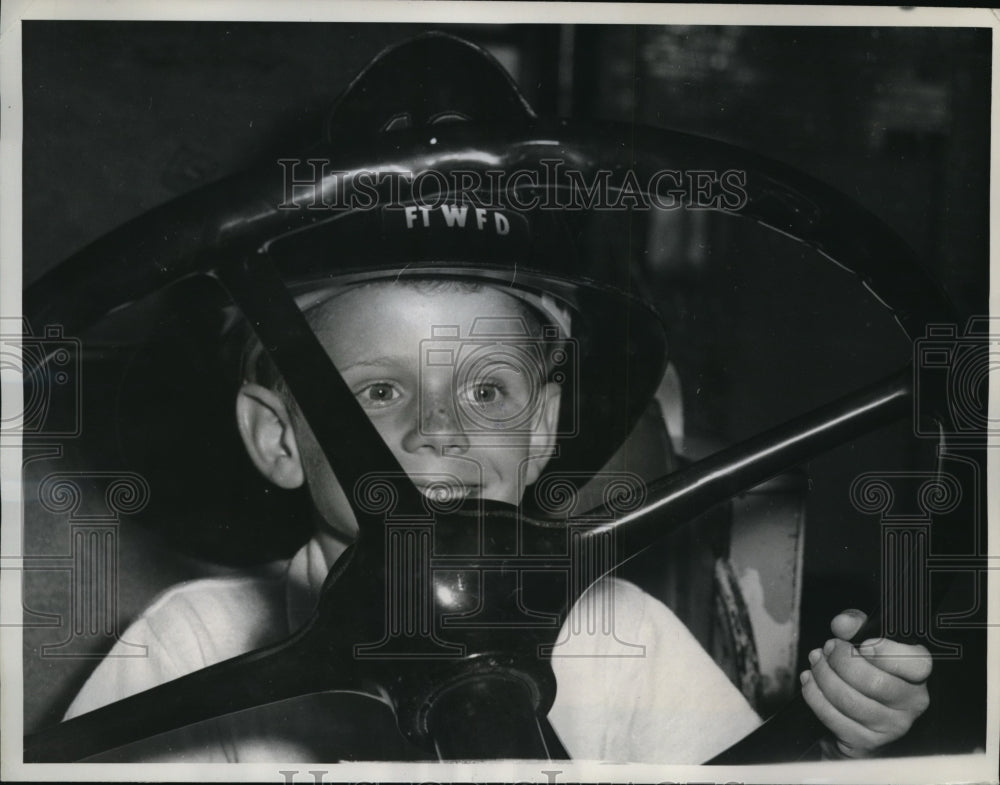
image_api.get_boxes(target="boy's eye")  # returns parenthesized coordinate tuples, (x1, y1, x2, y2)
(464, 383, 502, 406)
(357, 382, 401, 407)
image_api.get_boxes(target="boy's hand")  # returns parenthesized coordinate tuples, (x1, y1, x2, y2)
(799, 609, 932, 758)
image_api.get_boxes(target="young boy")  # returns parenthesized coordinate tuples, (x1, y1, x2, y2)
(61, 34, 932, 764)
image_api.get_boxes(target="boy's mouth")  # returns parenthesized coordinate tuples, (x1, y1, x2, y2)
(415, 483, 479, 503)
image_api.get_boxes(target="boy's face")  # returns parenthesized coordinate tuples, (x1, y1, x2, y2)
(237, 282, 561, 552)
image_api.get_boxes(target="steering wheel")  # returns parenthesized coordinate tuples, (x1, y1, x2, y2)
(21, 64, 960, 764)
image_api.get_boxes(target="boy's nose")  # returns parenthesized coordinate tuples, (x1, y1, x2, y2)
(403, 397, 470, 455)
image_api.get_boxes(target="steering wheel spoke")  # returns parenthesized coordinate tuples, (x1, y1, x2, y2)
(215, 254, 427, 536)
(23, 623, 358, 762)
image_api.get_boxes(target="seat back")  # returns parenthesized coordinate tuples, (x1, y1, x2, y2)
(580, 364, 807, 714)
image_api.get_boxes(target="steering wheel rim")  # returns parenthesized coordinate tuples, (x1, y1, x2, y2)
(23, 121, 959, 763)
(25, 118, 955, 336)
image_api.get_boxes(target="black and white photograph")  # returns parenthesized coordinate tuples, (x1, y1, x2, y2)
(1, 2, 996, 782)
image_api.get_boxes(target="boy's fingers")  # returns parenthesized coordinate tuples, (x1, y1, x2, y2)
(799, 670, 884, 756)
(854, 638, 934, 684)
(823, 639, 931, 714)
(807, 644, 908, 731)
(830, 609, 868, 641)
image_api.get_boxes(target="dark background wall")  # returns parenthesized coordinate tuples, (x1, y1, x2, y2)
(21, 22, 990, 750)
(23, 24, 989, 307)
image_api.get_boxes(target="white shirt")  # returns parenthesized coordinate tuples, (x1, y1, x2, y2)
(66, 539, 761, 763)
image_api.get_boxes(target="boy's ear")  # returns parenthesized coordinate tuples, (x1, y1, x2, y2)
(523, 381, 562, 486)
(236, 383, 304, 489)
